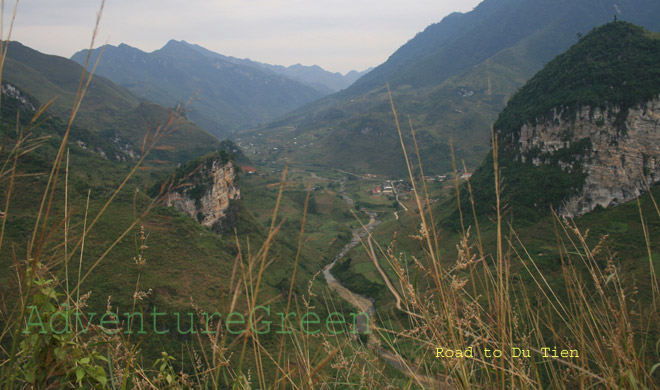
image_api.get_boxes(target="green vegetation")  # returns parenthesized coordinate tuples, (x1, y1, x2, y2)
(332, 256, 388, 302)
(461, 22, 660, 222)
(329, 82, 660, 388)
(495, 21, 660, 139)
(242, 55, 516, 176)
(3, 4, 660, 389)
(0, 35, 384, 388)
(238, 0, 660, 176)
(4, 41, 220, 164)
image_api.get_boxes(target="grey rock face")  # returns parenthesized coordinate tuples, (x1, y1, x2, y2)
(165, 159, 240, 230)
(516, 97, 660, 216)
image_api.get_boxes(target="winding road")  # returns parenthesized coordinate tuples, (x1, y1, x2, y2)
(322, 210, 379, 332)
(322, 179, 448, 389)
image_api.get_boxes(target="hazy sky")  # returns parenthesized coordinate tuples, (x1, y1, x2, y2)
(9, 0, 481, 74)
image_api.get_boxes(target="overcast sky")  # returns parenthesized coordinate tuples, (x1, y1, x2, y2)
(9, 0, 481, 74)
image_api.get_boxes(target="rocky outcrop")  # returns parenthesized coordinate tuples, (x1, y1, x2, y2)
(165, 155, 240, 232)
(515, 97, 660, 217)
(2, 83, 36, 111)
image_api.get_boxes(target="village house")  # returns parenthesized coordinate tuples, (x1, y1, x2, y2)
(371, 185, 382, 195)
(241, 165, 258, 175)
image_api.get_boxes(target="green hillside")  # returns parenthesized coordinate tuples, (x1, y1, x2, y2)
(241, 0, 660, 176)
(465, 21, 660, 222)
(496, 22, 660, 138)
(0, 53, 372, 385)
(320, 22, 660, 388)
(4, 41, 220, 165)
(0, 80, 240, 357)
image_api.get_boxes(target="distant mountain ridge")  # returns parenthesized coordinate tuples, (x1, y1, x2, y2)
(71, 41, 367, 138)
(181, 41, 370, 94)
(256, 63, 370, 95)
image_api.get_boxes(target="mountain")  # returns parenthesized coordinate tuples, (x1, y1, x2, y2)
(465, 21, 660, 221)
(182, 41, 370, 94)
(71, 41, 336, 138)
(248, 0, 660, 176)
(0, 41, 355, 372)
(0, 75, 257, 368)
(3, 41, 219, 164)
(256, 63, 370, 94)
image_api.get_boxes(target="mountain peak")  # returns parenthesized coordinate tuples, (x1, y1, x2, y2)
(117, 43, 134, 49)
(156, 39, 201, 57)
(495, 21, 660, 139)
(164, 39, 183, 46)
(161, 39, 187, 50)
(472, 21, 660, 218)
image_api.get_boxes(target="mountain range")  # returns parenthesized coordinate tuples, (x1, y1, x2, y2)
(71, 41, 368, 139)
(246, 0, 660, 175)
(3, 41, 220, 165)
(178, 41, 370, 94)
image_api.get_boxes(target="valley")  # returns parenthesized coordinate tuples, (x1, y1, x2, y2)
(2, 1, 660, 388)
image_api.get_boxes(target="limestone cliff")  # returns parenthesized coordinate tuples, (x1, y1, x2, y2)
(164, 152, 240, 232)
(514, 97, 660, 217)
(475, 22, 660, 219)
